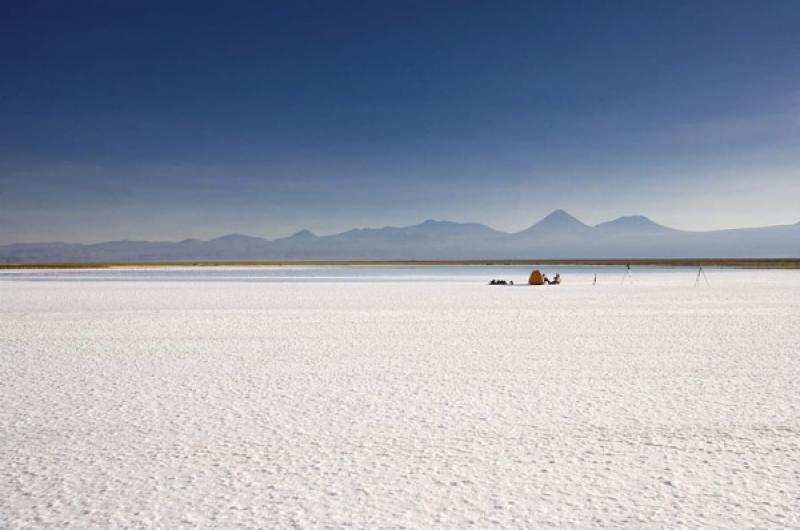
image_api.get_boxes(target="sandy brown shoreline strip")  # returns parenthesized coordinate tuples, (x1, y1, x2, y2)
(1, 259, 799, 270)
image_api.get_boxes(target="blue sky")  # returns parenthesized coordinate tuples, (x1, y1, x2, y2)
(1, 0, 799, 243)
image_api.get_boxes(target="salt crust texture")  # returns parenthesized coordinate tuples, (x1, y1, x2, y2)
(1, 270, 799, 528)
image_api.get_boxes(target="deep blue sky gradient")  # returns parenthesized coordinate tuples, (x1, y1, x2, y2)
(2, 1, 799, 242)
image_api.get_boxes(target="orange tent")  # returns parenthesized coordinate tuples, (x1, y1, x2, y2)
(528, 269, 545, 285)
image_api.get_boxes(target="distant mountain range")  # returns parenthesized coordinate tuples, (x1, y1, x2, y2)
(1, 210, 799, 262)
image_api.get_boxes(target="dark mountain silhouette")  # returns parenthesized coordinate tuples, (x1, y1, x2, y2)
(1, 210, 798, 262)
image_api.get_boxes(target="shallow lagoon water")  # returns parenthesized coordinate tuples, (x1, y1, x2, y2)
(0, 264, 744, 284)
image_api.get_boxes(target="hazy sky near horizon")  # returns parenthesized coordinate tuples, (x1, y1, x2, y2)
(2, 1, 799, 243)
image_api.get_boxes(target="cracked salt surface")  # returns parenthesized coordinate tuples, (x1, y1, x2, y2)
(1, 268, 799, 528)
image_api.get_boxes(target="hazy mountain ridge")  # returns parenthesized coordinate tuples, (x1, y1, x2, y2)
(516, 209, 593, 236)
(595, 215, 678, 235)
(1, 211, 798, 262)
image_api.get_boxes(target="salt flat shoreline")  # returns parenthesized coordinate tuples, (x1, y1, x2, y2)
(2, 258, 799, 269)
(2, 270, 799, 528)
